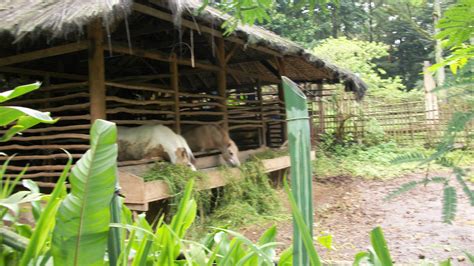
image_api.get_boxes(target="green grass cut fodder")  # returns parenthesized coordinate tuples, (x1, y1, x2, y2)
(143, 162, 212, 217)
(143, 155, 284, 233)
(188, 156, 286, 239)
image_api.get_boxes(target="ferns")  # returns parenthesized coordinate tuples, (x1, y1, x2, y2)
(442, 186, 457, 224)
(387, 108, 473, 224)
(385, 181, 418, 201)
(390, 152, 426, 164)
(455, 173, 474, 206)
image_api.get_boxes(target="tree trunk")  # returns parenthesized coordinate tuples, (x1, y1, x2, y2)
(331, 3, 338, 38)
(368, 0, 374, 42)
(433, 0, 446, 100)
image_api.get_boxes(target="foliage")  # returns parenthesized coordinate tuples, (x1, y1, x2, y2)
(143, 162, 211, 215)
(144, 157, 281, 233)
(208, 0, 335, 34)
(313, 141, 424, 179)
(192, 159, 282, 233)
(283, 178, 322, 266)
(363, 118, 385, 145)
(52, 120, 118, 265)
(248, 148, 288, 160)
(388, 111, 474, 224)
(353, 227, 394, 266)
(313, 37, 405, 94)
(432, 0, 474, 74)
(19, 156, 72, 266)
(0, 83, 56, 142)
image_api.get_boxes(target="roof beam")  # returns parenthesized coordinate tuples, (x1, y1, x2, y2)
(132, 3, 282, 58)
(107, 43, 280, 83)
(0, 66, 87, 81)
(0, 41, 88, 67)
(259, 60, 279, 78)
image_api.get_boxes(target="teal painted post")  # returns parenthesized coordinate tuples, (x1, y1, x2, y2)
(282, 77, 314, 266)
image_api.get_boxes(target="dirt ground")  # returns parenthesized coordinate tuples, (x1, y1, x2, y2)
(240, 172, 474, 265)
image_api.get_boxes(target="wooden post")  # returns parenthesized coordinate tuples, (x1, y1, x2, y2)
(423, 61, 439, 133)
(276, 57, 287, 144)
(170, 53, 181, 134)
(257, 80, 267, 147)
(317, 83, 325, 141)
(88, 19, 106, 122)
(216, 38, 228, 130)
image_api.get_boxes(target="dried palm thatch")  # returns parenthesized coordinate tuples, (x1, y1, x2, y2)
(0, 0, 132, 42)
(0, 0, 367, 98)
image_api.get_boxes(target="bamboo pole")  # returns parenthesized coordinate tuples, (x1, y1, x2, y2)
(88, 19, 106, 122)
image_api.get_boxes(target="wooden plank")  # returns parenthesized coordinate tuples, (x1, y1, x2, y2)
(106, 43, 219, 72)
(106, 81, 172, 93)
(88, 19, 106, 122)
(39, 82, 88, 92)
(0, 144, 89, 151)
(118, 171, 146, 204)
(0, 41, 88, 67)
(106, 108, 174, 115)
(106, 96, 174, 106)
(113, 120, 174, 125)
(43, 103, 90, 112)
(119, 149, 311, 210)
(9, 133, 90, 141)
(0, 67, 87, 81)
(5, 165, 69, 171)
(0, 124, 90, 134)
(225, 43, 240, 63)
(0, 154, 82, 161)
(8, 92, 90, 106)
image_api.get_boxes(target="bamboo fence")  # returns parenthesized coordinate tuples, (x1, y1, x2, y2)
(310, 93, 473, 146)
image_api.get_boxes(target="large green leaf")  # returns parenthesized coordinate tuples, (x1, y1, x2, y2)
(370, 227, 393, 266)
(284, 179, 322, 266)
(0, 107, 57, 142)
(52, 119, 118, 266)
(0, 82, 41, 103)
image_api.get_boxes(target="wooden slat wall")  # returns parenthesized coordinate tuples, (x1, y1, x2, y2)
(228, 84, 285, 149)
(1, 82, 91, 179)
(1, 80, 288, 181)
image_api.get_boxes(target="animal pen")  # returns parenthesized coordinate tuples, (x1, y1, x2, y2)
(0, 0, 366, 211)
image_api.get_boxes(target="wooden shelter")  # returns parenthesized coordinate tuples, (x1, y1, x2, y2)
(0, 0, 367, 209)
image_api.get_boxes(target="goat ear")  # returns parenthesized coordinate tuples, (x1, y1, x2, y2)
(228, 142, 232, 148)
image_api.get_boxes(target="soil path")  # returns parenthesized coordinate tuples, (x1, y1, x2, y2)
(240, 172, 474, 265)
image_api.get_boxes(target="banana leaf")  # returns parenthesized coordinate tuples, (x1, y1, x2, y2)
(51, 119, 118, 266)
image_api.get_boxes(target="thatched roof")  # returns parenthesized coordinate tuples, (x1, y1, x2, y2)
(0, 0, 367, 98)
(0, 0, 132, 42)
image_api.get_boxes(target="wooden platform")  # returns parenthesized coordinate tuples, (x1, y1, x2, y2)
(119, 149, 315, 211)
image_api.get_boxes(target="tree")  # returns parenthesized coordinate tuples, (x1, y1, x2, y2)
(312, 37, 405, 96)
